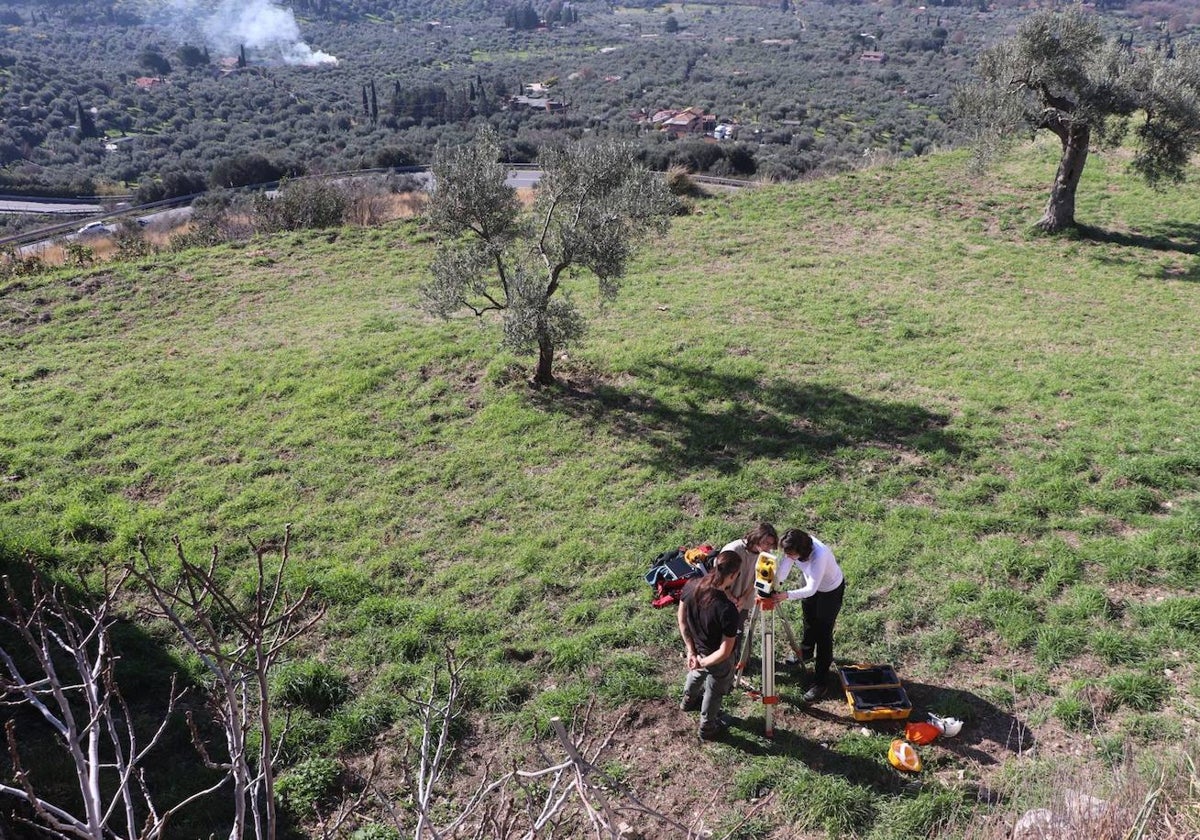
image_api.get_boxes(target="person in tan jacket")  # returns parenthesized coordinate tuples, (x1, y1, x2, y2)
(720, 522, 778, 662)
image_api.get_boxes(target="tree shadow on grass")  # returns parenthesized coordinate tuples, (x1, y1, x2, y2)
(537, 362, 968, 474)
(1078, 222, 1200, 282)
(1076, 221, 1200, 256)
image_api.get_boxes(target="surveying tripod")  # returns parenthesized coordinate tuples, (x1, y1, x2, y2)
(735, 596, 805, 738)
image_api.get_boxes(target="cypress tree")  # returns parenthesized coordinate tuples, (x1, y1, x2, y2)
(75, 99, 97, 138)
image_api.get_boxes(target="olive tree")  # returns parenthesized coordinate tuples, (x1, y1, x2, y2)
(957, 9, 1200, 232)
(422, 129, 676, 386)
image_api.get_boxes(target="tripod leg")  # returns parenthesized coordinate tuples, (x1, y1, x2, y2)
(762, 603, 777, 738)
(735, 601, 759, 688)
(779, 611, 804, 662)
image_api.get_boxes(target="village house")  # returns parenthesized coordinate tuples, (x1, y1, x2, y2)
(659, 106, 716, 138)
(509, 95, 567, 112)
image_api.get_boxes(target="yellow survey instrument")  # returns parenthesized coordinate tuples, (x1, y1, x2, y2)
(754, 551, 777, 598)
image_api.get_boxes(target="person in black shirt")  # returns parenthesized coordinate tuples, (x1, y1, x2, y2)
(676, 550, 742, 740)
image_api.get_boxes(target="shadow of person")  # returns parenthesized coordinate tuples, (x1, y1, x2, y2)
(900, 678, 1035, 765)
(716, 716, 906, 794)
(757, 664, 1034, 766)
(725, 665, 1032, 804)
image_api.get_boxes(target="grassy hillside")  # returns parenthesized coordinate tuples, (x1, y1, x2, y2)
(2, 139, 1200, 838)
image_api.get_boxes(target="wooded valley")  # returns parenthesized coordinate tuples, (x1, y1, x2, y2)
(2, 0, 1195, 201)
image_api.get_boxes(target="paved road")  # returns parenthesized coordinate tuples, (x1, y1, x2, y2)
(7, 168, 744, 254)
(400, 170, 541, 190)
(506, 170, 541, 190)
(0, 197, 106, 215)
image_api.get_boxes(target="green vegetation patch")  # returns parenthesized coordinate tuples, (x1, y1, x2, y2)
(3, 141, 1200, 836)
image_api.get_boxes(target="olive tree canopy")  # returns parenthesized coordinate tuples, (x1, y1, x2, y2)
(422, 129, 676, 385)
(957, 9, 1200, 232)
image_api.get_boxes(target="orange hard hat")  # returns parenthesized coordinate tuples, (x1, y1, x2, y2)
(904, 721, 941, 745)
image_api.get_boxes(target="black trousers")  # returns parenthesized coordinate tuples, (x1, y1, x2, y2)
(800, 580, 845, 681)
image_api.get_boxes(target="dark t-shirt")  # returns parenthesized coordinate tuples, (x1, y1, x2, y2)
(681, 580, 739, 657)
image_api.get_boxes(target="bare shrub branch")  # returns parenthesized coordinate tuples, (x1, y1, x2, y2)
(386, 650, 708, 839)
(0, 559, 229, 840)
(128, 524, 324, 840)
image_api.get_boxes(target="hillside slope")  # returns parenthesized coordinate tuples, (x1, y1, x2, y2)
(2, 141, 1199, 838)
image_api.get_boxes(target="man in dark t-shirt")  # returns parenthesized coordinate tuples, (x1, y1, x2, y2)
(676, 553, 741, 740)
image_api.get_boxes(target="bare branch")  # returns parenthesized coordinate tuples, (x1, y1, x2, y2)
(129, 527, 320, 840)
(0, 559, 232, 840)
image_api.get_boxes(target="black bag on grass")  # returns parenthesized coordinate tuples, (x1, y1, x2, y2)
(645, 544, 713, 608)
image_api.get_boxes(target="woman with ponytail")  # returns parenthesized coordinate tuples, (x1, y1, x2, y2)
(677, 550, 742, 740)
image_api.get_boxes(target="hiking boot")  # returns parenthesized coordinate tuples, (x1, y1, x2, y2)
(699, 711, 735, 740)
(717, 712, 737, 728)
(801, 683, 827, 703)
(680, 696, 701, 713)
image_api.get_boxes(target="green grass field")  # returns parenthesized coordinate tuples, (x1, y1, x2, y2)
(2, 138, 1199, 838)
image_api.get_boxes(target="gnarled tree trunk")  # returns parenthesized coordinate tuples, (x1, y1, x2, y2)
(1037, 123, 1090, 233)
(534, 334, 555, 386)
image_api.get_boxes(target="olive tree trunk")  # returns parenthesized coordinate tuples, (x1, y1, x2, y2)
(1037, 123, 1090, 233)
(535, 334, 555, 386)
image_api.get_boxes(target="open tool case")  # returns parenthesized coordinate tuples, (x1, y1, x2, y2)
(837, 664, 912, 722)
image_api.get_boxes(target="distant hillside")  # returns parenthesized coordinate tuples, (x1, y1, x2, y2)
(2, 140, 1200, 838)
(7, 0, 1196, 202)
(0, 0, 1020, 197)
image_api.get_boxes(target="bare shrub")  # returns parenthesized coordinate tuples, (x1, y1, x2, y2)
(129, 525, 325, 840)
(113, 219, 155, 260)
(170, 190, 247, 250)
(61, 240, 95, 268)
(389, 189, 428, 218)
(664, 166, 703, 197)
(968, 745, 1200, 840)
(382, 649, 708, 839)
(0, 561, 228, 840)
(0, 246, 47, 278)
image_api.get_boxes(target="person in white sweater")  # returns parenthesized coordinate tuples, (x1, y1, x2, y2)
(770, 527, 845, 702)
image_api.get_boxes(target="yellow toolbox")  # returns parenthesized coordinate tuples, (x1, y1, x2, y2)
(837, 664, 912, 722)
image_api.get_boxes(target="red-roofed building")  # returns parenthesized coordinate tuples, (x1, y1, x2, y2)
(661, 106, 715, 138)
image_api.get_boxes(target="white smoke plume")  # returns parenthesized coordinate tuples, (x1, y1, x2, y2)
(164, 0, 338, 66)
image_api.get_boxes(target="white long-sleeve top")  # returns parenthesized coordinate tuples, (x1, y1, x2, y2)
(776, 536, 843, 600)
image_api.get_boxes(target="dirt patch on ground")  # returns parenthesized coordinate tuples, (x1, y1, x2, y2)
(430, 632, 1200, 839)
(432, 662, 1043, 839)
